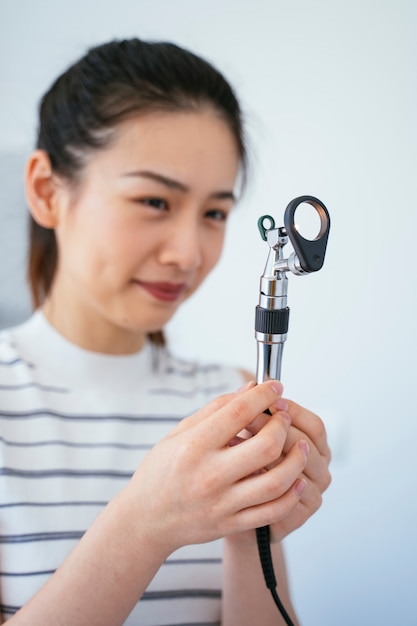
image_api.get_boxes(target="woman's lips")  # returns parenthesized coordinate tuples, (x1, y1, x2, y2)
(136, 281, 188, 302)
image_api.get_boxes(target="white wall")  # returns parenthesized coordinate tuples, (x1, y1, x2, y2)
(1, 1, 416, 623)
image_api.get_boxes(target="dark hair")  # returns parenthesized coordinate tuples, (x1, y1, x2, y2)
(28, 38, 247, 345)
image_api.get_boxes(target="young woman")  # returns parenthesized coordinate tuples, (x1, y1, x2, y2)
(0, 38, 331, 625)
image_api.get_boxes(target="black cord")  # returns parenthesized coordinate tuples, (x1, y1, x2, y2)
(256, 525, 295, 626)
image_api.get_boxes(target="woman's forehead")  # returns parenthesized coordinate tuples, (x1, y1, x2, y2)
(86, 110, 241, 188)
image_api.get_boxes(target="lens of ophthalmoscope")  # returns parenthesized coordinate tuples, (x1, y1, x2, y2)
(284, 196, 330, 273)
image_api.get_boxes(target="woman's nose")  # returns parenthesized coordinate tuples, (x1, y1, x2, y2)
(158, 219, 203, 272)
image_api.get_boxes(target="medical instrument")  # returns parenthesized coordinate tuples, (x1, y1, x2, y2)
(255, 195, 330, 624)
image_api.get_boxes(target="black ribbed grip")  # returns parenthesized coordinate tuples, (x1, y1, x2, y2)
(255, 306, 290, 334)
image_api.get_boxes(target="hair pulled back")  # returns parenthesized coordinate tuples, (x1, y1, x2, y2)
(28, 38, 247, 343)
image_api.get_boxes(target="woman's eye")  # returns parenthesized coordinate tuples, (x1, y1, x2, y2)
(205, 208, 229, 222)
(141, 197, 168, 210)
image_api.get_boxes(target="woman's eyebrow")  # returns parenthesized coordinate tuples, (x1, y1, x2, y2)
(122, 169, 235, 201)
(123, 169, 188, 192)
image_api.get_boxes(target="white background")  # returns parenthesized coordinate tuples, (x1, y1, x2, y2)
(1, 1, 416, 624)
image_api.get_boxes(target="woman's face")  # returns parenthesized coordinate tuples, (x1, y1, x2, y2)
(45, 110, 240, 353)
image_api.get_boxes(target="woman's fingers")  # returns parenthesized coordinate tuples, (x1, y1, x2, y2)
(283, 402, 331, 493)
(247, 398, 329, 462)
(180, 380, 285, 449)
(229, 440, 308, 515)
(246, 398, 331, 492)
(268, 474, 326, 542)
(225, 410, 291, 481)
(145, 380, 331, 544)
(193, 439, 308, 537)
(287, 399, 331, 461)
(213, 380, 285, 447)
(282, 426, 329, 488)
(226, 445, 307, 528)
(130, 383, 330, 546)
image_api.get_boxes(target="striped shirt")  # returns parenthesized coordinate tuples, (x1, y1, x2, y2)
(0, 311, 244, 625)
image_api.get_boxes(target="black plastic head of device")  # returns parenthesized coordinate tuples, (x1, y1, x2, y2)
(283, 195, 330, 273)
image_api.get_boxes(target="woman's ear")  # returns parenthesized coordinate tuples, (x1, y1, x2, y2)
(25, 150, 62, 228)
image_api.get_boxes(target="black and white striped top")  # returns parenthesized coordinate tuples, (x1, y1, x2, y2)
(0, 311, 243, 625)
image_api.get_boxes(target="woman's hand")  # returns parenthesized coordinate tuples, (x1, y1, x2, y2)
(125, 381, 310, 557)
(244, 395, 332, 543)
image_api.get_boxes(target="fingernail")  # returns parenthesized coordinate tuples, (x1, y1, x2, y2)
(298, 441, 310, 458)
(269, 381, 284, 395)
(294, 478, 307, 496)
(274, 397, 289, 411)
(236, 380, 256, 394)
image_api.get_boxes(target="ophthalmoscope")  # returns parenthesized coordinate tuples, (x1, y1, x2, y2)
(254, 195, 330, 625)
(255, 195, 330, 384)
